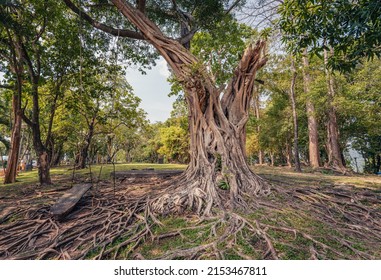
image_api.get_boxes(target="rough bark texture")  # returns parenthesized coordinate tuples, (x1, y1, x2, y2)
(4, 82, 22, 184)
(3, 34, 23, 184)
(324, 49, 345, 171)
(302, 50, 320, 168)
(110, 0, 270, 215)
(290, 59, 301, 172)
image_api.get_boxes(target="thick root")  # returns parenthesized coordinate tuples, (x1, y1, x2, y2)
(0, 174, 379, 260)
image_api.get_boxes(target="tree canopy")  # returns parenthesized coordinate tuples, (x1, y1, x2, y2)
(279, 0, 381, 71)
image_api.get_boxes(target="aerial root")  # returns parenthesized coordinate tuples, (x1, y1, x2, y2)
(0, 177, 379, 260)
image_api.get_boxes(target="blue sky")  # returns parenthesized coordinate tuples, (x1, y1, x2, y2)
(126, 58, 176, 123)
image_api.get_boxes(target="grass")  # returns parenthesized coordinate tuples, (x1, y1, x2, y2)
(252, 165, 381, 190)
(1, 164, 380, 259)
(0, 163, 186, 188)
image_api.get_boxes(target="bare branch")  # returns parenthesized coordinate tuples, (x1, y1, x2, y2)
(62, 0, 145, 40)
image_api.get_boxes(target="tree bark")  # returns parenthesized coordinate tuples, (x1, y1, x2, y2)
(46, 80, 63, 165)
(22, 79, 52, 185)
(324, 49, 345, 171)
(3, 78, 22, 184)
(302, 50, 320, 168)
(290, 59, 301, 172)
(3, 34, 23, 184)
(76, 120, 95, 169)
(253, 85, 264, 165)
(107, 0, 269, 214)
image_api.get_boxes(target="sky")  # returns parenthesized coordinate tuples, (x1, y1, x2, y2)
(125, 58, 176, 123)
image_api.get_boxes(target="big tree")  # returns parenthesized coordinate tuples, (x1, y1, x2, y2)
(64, 0, 269, 215)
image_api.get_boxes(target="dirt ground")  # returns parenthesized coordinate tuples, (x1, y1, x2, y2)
(0, 166, 380, 260)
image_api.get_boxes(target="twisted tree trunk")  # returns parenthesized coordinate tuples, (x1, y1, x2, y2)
(109, 0, 270, 215)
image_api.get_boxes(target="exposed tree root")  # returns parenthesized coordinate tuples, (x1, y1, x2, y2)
(0, 175, 380, 260)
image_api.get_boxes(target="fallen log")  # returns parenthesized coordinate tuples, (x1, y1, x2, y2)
(50, 183, 92, 220)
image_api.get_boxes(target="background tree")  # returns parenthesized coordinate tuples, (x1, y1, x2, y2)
(0, 0, 25, 183)
(278, 0, 381, 71)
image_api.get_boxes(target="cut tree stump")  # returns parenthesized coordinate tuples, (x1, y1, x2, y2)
(50, 183, 92, 220)
(111, 169, 183, 179)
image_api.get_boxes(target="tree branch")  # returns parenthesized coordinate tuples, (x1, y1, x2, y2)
(19, 102, 34, 128)
(137, 0, 146, 13)
(0, 84, 13, 89)
(226, 0, 242, 14)
(62, 0, 145, 40)
(177, 27, 198, 46)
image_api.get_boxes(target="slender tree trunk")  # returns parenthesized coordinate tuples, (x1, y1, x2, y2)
(17, 32, 52, 185)
(50, 141, 64, 167)
(290, 59, 302, 172)
(110, 0, 269, 214)
(19, 77, 52, 184)
(375, 154, 381, 173)
(3, 33, 23, 184)
(302, 50, 320, 168)
(270, 153, 275, 166)
(76, 120, 95, 169)
(285, 140, 293, 168)
(4, 76, 22, 184)
(324, 49, 345, 171)
(253, 86, 264, 165)
(46, 82, 62, 165)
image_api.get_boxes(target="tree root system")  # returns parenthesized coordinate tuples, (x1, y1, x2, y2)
(0, 175, 380, 260)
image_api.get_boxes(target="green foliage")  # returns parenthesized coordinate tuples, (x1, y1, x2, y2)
(191, 16, 257, 86)
(217, 180, 230, 190)
(279, 0, 381, 71)
(0, 90, 11, 150)
(338, 58, 381, 173)
(157, 125, 189, 163)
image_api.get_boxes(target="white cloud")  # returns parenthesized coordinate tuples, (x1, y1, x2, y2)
(126, 59, 175, 123)
(157, 58, 171, 79)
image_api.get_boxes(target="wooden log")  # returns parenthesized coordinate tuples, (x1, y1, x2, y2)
(111, 169, 183, 179)
(50, 183, 92, 220)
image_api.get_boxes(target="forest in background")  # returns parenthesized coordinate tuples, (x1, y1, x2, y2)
(0, 0, 380, 261)
(1, 0, 380, 186)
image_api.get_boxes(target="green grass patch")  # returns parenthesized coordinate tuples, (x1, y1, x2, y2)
(0, 163, 186, 192)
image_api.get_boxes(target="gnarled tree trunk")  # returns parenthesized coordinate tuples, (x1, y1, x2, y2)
(106, 0, 270, 215)
(64, 0, 270, 214)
